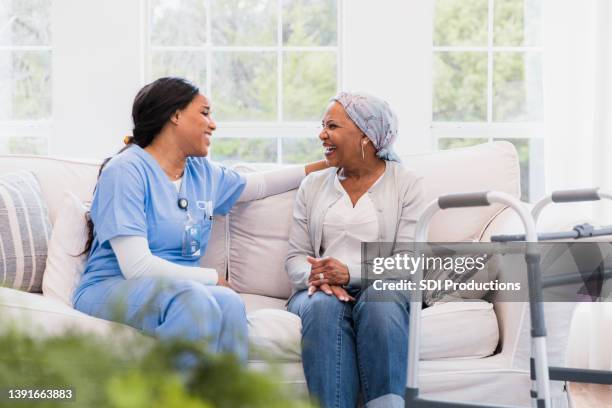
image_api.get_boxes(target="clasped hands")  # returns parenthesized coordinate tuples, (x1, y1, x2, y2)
(306, 256, 355, 302)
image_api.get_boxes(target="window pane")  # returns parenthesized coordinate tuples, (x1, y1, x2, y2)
(0, 50, 51, 120)
(438, 138, 487, 150)
(0, 0, 51, 46)
(434, 0, 488, 46)
(282, 0, 337, 46)
(494, 138, 544, 202)
(0, 136, 47, 155)
(282, 137, 322, 164)
(433, 52, 487, 122)
(211, 137, 277, 164)
(0, 51, 11, 119)
(494, 0, 541, 46)
(212, 52, 277, 121)
(493, 52, 542, 122)
(283, 52, 336, 121)
(495, 138, 530, 201)
(151, 51, 207, 88)
(212, 0, 276, 46)
(150, 0, 207, 46)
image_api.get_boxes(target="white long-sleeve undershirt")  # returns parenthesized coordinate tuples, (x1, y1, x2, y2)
(237, 165, 305, 202)
(111, 165, 307, 284)
(110, 236, 219, 284)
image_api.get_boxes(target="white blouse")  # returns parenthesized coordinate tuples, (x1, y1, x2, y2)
(321, 175, 381, 287)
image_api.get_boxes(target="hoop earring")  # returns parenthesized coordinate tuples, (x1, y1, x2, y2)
(361, 142, 365, 160)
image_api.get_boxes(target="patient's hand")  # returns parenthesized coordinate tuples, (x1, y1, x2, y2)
(306, 256, 350, 286)
(308, 283, 355, 302)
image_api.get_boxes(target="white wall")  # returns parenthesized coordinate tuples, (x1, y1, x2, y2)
(543, 0, 612, 222)
(343, 0, 434, 156)
(50, 0, 144, 158)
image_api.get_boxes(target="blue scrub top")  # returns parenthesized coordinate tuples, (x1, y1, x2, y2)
(73, 145, 246, 303)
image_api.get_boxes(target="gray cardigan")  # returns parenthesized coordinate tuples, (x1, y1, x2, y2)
(285, 161, 425, 291)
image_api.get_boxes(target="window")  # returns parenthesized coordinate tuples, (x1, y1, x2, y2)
(0, 0, 51, 155)
(147, 0, 341, 164)
(432, 0, 543, 201)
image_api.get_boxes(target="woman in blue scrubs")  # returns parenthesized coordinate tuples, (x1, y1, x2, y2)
(73, 77, 327, 361)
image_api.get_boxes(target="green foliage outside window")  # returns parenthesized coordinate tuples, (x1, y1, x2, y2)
(212, 52, 278, 122)
(434, 0, 488, 46)
(438, 138, 487, 150)
(212, 138, 278, 164)
(433, 52, 487, 122)
(433, 0, 542, 123)
(282, 137, 323, 164)
(283, 52, 336, 122)
(282, 0, 337, 46)
(212, 0, 277, 46)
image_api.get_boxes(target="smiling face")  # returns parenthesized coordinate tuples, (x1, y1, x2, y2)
(320, 101, 368, 168)
(174, 93, 216, 157)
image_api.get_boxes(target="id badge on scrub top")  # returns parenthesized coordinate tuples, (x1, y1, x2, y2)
(182, 213, 203, 258)
(181, 201, 213, 258)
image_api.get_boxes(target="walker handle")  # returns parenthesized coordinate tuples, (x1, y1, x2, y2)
(551, 188, 600, 203)
(438, 191, 490, 209)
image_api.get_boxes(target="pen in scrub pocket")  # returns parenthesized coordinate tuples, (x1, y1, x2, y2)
(206, 201, 213, 220)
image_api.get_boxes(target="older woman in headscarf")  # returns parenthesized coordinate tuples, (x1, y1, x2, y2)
(285, 91, 425, 408)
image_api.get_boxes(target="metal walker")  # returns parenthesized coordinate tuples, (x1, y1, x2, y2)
(405, 191, 551, 408)
(492, 188, 612, 394)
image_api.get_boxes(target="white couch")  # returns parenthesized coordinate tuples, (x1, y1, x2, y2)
(0, 141, 578, 406)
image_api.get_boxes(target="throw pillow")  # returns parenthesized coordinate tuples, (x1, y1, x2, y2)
(0, 171, 51, 292)
(42, 191, 89, 306)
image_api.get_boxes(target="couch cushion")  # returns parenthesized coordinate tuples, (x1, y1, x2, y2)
(42, 191, 89, 305)
(1, 288, 498, 363)
(0, 287, 143, 339)
(0, 171, 52, 292)
(420, 300, 499, 360)
(401, 141, 519, 242)
(229, 191, 296, 298)
(200, 214, 228, 279)
(241, 293, 287, 312)
(241, 294, 499, 362)
(240, 294, 299, 361)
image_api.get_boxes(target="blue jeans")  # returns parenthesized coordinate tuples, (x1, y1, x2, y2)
(287, 286, 410, 408)
(74, 277, 248, 362)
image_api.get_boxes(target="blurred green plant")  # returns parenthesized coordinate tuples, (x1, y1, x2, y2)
(0, 325, 312, 408)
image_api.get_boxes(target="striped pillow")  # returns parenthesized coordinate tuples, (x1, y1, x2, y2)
(0, 171, 51, 292)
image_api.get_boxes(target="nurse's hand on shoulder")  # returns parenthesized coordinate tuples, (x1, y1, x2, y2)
(217, 276, 233, 289)
(304, 160, 331, 175)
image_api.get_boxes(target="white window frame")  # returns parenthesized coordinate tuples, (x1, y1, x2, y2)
(143, 0, 344, 164)
(431, 0, 544, 200)
(0, 38, 52, 152)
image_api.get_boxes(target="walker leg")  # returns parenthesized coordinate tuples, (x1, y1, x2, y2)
(526, 253, 551, 408)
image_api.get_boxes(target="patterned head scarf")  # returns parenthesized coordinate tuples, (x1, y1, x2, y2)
(331, 91, 400, 162)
